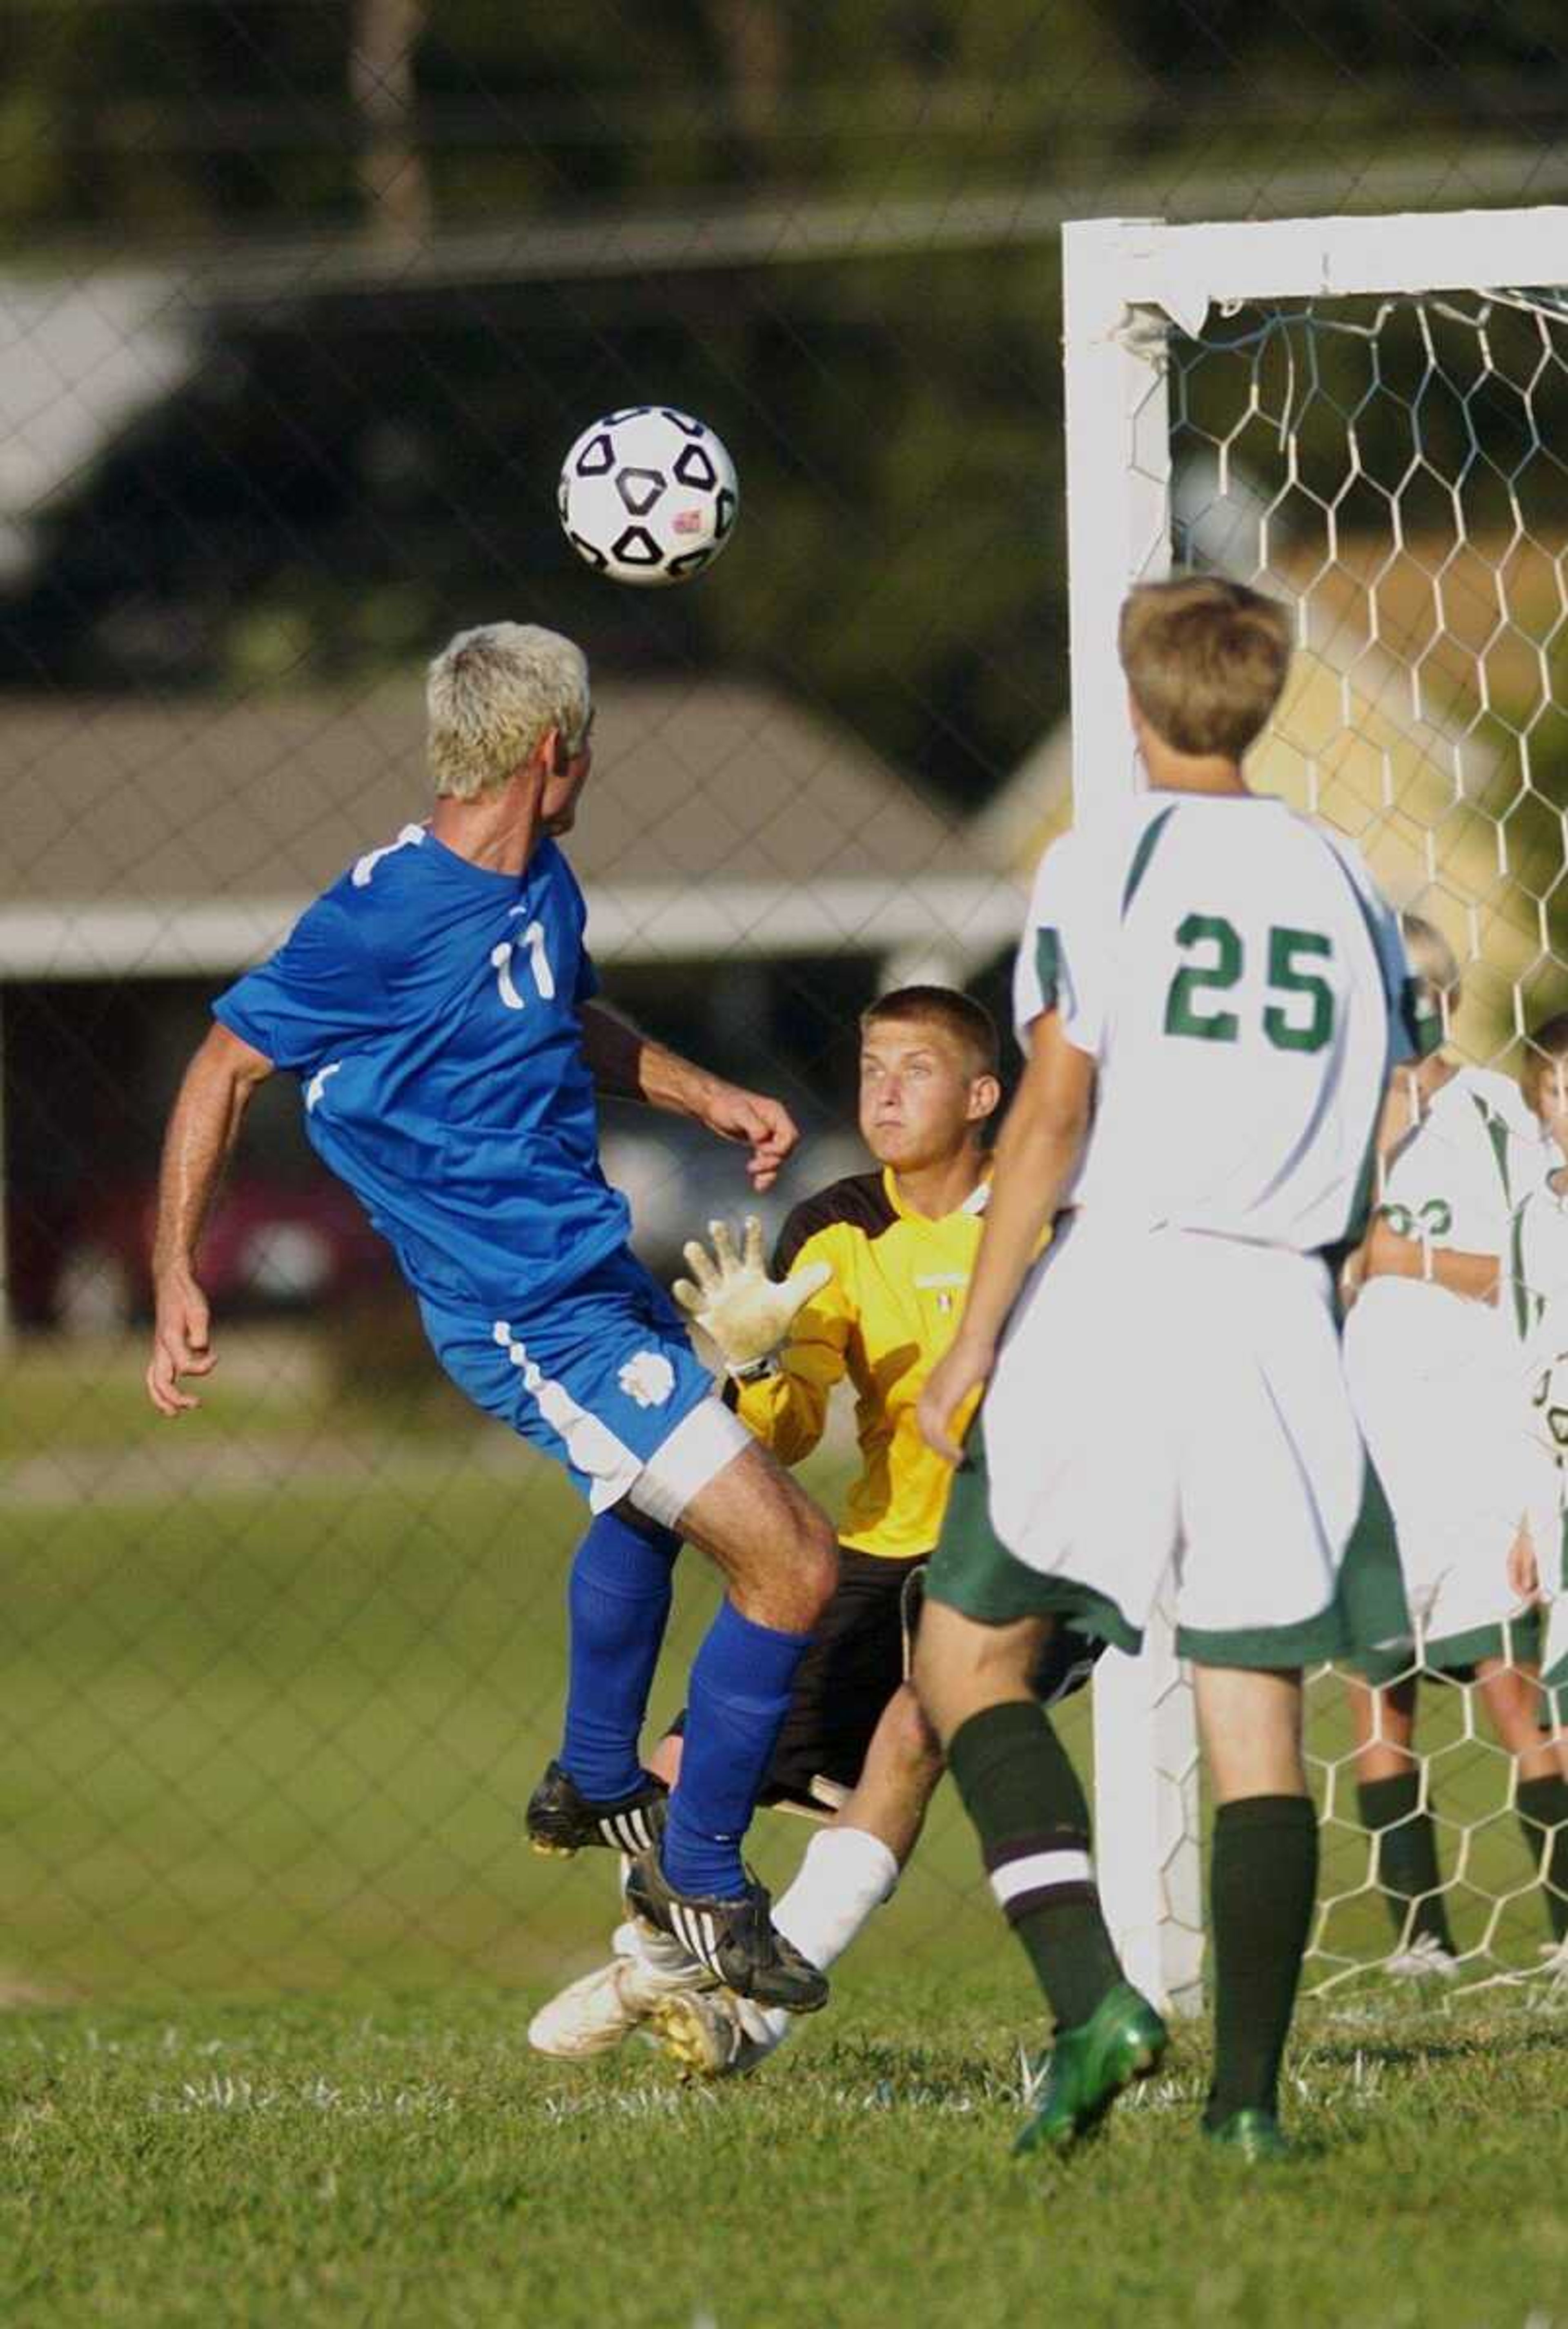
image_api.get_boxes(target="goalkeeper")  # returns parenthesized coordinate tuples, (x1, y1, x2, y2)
(531, 985, 1094, 2073)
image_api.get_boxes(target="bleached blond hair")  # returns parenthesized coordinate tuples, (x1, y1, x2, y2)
(425, 622, 591, 800)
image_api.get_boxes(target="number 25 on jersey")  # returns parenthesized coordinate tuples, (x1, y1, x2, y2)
(1164, 914, 1334, 1054)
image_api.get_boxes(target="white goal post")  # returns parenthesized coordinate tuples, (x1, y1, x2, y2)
(1065, 203, 1568, 2013)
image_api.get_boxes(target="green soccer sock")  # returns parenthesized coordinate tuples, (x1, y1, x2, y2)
(1516, 1774, 1568, 1944)
(947, 1698, 1125, 2030)
(1357, 1772, 1455, 1952)
(1206, 1794, 1318, 2128)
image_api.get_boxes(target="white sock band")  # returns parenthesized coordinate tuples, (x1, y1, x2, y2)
(773, 1825, 900, 1975)
(986, 1845, 1094, 1914)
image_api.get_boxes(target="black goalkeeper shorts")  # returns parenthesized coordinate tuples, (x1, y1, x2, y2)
(669, 1545, 1104, 1819)
(760, 1547, 929, 1812)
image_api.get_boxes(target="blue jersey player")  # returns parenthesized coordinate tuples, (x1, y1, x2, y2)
(144, 621, 839, 2012)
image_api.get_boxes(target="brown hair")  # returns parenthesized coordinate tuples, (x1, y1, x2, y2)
(1118, 575, 1292, 760)
(1524, 1010, 1568, 1114)
(861, 985, 1000, 1078)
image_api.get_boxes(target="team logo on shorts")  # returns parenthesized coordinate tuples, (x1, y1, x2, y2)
(619, 1351, 676, 1409)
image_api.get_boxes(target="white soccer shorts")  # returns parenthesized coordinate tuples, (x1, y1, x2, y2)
(981, 1218, 1386, 1660)
(1345, 1278, 1532, 1658)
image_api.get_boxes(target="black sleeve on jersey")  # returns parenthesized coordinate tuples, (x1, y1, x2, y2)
(770, 1171, 896, 1278)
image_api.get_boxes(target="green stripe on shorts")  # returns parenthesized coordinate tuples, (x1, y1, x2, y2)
(1178, 1453, 1413, 1672)
(1349, 1606, 1543, 1686)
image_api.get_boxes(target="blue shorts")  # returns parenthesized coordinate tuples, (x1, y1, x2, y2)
(419, 1246, 746, 1518)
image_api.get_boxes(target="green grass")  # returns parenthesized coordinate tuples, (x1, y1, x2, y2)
(0, 1334, 1560, 2002)
(0, 1979, 1565, 2327)
(3, 1339, 1567, 2323)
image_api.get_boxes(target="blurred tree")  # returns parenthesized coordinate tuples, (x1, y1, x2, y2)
(699, 0, 789, 175)
(0, 0, 1565, 812)
(352, 0, 429, 245)
(7, 0, 1561, 239)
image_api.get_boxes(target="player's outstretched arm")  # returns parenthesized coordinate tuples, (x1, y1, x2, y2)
(1361, 1214, 1500, 1304)
(672, 1218, 832, 1381)
(580, 1003, 799, 1190)
(918, 1011, 1095, 1463)
(145, 1023, 274, 1417)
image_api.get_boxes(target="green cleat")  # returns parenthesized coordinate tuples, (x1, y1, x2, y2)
(1014, 1982, 1168, 2156)
(1203, 2107, 1291, 2164)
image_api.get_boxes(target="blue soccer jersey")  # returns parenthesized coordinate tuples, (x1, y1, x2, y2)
(214, 822, 631, 1311)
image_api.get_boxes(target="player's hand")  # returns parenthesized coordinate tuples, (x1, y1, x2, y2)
(696, 1081, 800, 1192)
(672, 1218, 831, 1380)
(1508, 1519, 1542, 1605)
(146, 1270, 218, 1416)
(918, 1333, 995, 1465)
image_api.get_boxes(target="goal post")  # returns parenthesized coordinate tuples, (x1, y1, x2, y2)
(1063, 204, 1568, 2012)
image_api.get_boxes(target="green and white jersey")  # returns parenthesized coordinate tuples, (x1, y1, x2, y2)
(1012, 791, 1431, 1254)
(1377, 1065, 1541, 1268)
(1347, 1067, 1545, 1648)
(1508, 1175, 1568, 1371)
(1503, 1177, 1568, 1592)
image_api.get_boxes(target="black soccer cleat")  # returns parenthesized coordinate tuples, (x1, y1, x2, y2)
(623, 1847, 830, 2014)
(1031, 1622, 1106, 1712)
(524, 1760, 668, 1859)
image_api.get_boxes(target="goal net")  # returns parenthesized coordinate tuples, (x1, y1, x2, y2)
(1065, 208, 1568, 2005)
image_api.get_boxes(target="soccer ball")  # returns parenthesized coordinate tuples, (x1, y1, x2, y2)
(1530, 1351, 1568, 1458)
(558, 408, 738, 586)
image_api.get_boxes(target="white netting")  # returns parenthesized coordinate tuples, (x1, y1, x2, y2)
(1143, 281, 1568, 1993)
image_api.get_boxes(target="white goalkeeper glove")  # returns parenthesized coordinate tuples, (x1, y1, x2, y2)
(671, 1217, 832, 1382)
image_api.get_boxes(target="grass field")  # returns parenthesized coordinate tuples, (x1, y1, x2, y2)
(2, 1980, 1566, 2327)
(0, 1335, 1558, 2002)
(2, 1336, 1566, 2325)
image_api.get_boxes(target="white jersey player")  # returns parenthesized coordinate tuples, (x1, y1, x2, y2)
(914, 575, 1422, 2165)
(1504, 1016, 1568, 1827)
(954, 789, 1414, 1652)
(1340, 918, 1557, 1973)
(1347, 926, 1542, 1675)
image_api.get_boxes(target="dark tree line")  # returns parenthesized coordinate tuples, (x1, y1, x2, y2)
(2, 2, 1565, 805)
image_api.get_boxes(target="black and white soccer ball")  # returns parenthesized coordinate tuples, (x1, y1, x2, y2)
(558, 408, 739, 586)
(1530, 1351, 1568, 1458)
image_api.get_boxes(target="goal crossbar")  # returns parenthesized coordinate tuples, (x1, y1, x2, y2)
(1069, 204, 1568, 341)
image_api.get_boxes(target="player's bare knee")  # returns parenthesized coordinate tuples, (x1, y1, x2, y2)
(753, 1462, 836, 1606)
(911, 1604, 1031, 1743)
(792, 1498, 839, 1615)
(696, 1455, 837, 1631)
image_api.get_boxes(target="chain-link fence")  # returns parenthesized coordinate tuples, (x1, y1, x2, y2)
(5, 3, 1568, 2008)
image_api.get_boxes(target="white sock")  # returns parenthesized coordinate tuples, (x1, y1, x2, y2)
(749, 1825, 901, 2050)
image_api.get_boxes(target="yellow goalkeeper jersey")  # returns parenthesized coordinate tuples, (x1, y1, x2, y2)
(735, 1166, 996, 1562)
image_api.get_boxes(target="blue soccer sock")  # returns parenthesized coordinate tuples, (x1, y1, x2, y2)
(661, 1599, 813, 1899)
(558, 1510, 679, 1801)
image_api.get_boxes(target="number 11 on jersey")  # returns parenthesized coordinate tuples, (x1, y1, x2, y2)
(491, 921, 556, 1012)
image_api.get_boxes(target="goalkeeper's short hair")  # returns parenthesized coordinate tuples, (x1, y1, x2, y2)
(861, 985, 1000, 1077)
